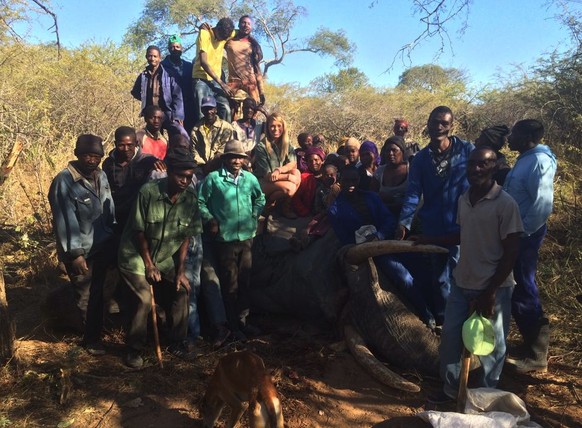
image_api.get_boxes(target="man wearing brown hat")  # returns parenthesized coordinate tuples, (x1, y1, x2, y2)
(118, 146, 201, 368)
(198, 139, 265, 340)
(48, 134, 115, 356)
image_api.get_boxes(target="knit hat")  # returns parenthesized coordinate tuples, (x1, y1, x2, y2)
(74, 134, 104, 157)
(305, 146, 326, 161)
(164, 146, 196, 170)
(383, 135, 407, 156)
(359, 140, 379, 165)
(477, 125, 510, 152)
(168, 34, 182, 45)
(222, 139, 248, 158)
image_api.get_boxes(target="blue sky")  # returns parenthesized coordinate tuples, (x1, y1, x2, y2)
(29, 0, 578, 89)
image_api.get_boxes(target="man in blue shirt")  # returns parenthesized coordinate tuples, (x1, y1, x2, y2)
(395, 106, 474, 329)
(504, 119, 557, 373)
(48, 134, 115, 355)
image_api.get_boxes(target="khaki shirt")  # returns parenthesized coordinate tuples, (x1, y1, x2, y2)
(191, 118, 234, 165)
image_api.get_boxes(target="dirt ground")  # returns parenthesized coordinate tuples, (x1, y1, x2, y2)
(1, 232, 582, 428)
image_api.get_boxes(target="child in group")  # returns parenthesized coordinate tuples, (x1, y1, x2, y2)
(198, 139, 266, 340)
(290, 162, 340, 251)
(294, 132, 313, 173)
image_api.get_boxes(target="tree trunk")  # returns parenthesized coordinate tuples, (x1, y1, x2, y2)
(0, 267, 15, 361)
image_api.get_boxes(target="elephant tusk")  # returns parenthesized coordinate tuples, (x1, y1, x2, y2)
(344, 324, 421, 393)
(344, 240, 449, 265)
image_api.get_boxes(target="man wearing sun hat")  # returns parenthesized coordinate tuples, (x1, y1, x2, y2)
(198, 139, 265, 341)
(48, 134, 115, 356)
(430, 146, 524, 404)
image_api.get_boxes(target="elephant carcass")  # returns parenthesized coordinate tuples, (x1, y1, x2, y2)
(341, 241, 446, 376)
(250, 216, 443, 378)
(250, 217, 344, 323)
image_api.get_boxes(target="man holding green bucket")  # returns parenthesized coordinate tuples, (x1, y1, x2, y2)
(429, 146, 524, 404)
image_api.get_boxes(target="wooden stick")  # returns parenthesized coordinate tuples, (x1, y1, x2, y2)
(150, 284, 163, 369)
(456, 345, 471, 413)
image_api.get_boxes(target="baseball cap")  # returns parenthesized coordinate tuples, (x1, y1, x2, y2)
(201, 96, 217, 109)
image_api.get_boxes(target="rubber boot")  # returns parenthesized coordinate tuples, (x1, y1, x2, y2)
(507, 317, 549, 373)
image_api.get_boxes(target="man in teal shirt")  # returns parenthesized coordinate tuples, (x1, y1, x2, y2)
(118, 147, 201, 368)
(198, 139, 265, 340)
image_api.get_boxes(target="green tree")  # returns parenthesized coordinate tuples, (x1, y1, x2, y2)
(310, 67, 370, 94)
(397, 64, 467, 94)
(124, 0, 354, 76)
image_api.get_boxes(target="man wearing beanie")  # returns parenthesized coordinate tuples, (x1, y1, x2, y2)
(48, 134, 115, 356)
(118, 146, 202, 368)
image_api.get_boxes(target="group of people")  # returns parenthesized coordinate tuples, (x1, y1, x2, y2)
(48, 14, 556, 399)
(131, 15, 265, 141)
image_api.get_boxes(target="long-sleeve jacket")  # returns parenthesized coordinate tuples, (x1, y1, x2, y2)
(102, 147, 158, 229)
(503, 144, 557, 235)
(198, 168, 266, 242)
(131, 64, 185, 121)
(48, 162, 115, 261)
(191, 118, 234, 165)
(329, 190, 397, 245)
(398, 136, 474, 236)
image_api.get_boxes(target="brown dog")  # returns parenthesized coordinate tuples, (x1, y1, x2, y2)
(201, 350, 284, 428)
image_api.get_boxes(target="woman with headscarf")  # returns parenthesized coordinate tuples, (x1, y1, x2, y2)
(291, 146, 326, 217)
(371, 135, 410, 216)
(252, 112, 301, 218)
(357, 140, 379, 191)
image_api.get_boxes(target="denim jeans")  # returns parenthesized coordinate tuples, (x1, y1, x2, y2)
(184, 234, 203, 339)
(163, 118, 190, 140)
(430, 245, 460, 325)
(375, 253, 435, 327)
(440, 284, 513, 398)
(192, 78, 231, 124)
(184, 235, 228, 341)
(512, 224, 546, 339)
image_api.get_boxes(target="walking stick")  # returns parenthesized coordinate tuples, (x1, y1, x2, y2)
(457, 303, 475, 413)
(150, 284, 164, 369)
(456, 345, 471, 413)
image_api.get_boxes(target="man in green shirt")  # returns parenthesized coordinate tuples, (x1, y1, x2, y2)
(198, 139, 265, 340)
(118, 147, 201, 368)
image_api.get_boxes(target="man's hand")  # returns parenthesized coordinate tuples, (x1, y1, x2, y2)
(220, 81, 234, 98)
(394, 225, 407, 241)
(175, 273, 191, 293)
(153, 160, 166, 172)
(145, 264, 162, 284)
(71, 255, 89, 275)
(475, 288, 496, 319)
(205, 218, 219, 237)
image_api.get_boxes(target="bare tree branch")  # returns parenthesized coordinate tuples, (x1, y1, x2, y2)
(29, 0, 61, 58)
(378, 0, 471, 72)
